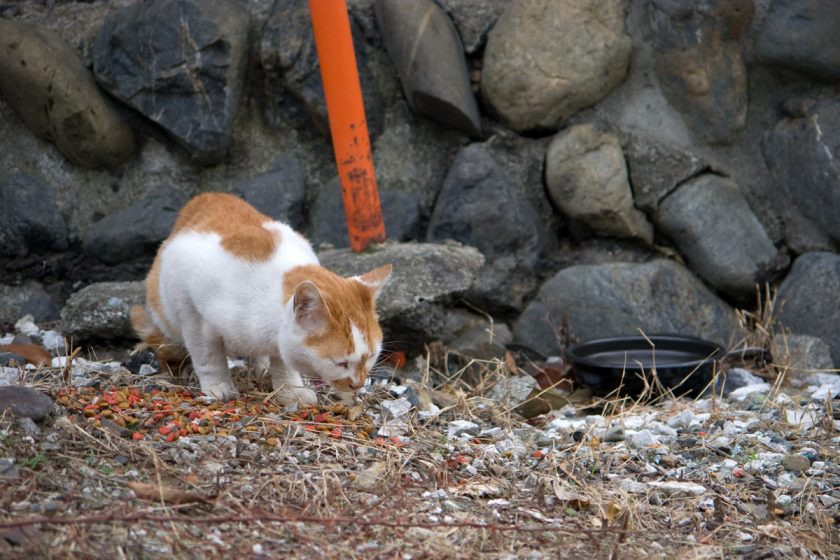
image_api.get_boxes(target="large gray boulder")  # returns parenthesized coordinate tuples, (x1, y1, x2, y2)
(514, 259, 739, 357)
(624, 134, 708, 213)
(261, 0, 386, 138)
(775, 253, 840, 365)
(654, 174, 783, 296)
(0, 386, 53, 421)
(481, 130, 558, 245)
(318, 242, 484, 341)
(0, 173, 68, 258)
(61, 282, 146, 340)
(231, 154, 307, 231)
(756, 0, 840, 81)
(0, 20, 134, 169)
(93, 0, 250, 164)
(546, 124, 653, 243)
(770, 334, 835, 375)
(427, 144, 543, 311)
(437, 0, 508, 54)
(0, 281, 55, 326)
(310, 177, 421, 249)
(82, 191, 186, 265)
(375, 0, 481, 137)
(481, 0, 632, 132)
(763, 98, 840, 241)
(647, 0, 752, 144)
(372, 102, 467, 217)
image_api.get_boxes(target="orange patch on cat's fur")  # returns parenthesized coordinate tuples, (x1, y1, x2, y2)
(283, 265, 383, 359)
(173, 193, 280, 262)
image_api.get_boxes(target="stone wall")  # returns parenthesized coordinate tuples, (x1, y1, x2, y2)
(0, 0, 838, 367)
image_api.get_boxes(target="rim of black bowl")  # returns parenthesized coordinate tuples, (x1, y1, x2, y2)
(565, 334, 726, 370)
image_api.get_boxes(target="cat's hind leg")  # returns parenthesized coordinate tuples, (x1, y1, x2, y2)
(130, 305, 189, 376)
(269, 357, 317, 405)
(181, 320, 238, 401)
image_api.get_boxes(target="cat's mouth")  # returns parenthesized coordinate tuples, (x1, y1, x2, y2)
(331, 378, 364, 391)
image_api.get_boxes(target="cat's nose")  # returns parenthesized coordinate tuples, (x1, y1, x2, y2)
(347, 377, 364, 390)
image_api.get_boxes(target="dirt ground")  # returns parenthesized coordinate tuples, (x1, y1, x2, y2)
(0, 351, 838, 560)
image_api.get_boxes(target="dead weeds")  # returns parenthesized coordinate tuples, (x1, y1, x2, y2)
(0, 349, 838, 560)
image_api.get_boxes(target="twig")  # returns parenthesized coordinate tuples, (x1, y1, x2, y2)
(0, 510, 649, 535)
(62, 346, 81, 386)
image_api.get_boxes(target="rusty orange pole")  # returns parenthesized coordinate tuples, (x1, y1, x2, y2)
(309, 0, 385, 252)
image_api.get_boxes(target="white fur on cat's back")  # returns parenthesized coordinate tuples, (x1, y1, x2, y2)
(155, 221, 319, 401)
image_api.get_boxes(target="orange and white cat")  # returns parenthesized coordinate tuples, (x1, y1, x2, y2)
(130, 192, 391, 404)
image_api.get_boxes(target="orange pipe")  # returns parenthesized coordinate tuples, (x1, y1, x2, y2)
(309, 0, 385, 252)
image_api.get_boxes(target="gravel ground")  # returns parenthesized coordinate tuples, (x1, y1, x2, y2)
(0, 323, 839, 559)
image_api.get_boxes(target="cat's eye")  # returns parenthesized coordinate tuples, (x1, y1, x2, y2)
(335, 361, 349, 369)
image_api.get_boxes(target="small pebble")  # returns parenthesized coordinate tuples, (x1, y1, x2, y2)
(782, 454, 811, 473)
(666, 410, 694, 430)
(0, 458, 18, 480)
(16, 417, 40, 436)
(820, 495, 839, 508)
(776, 495, 792, 508)
(447, 420, 479, 439)
(660, 454, 680, 467)
(380, 397, 413, 420)
(629, 430, 659, 448)
(138, 364, 157, 376)
(604, 427, 625, 442)
(0, 386, 54, 420)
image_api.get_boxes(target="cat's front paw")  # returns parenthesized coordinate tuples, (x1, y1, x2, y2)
(274, 386, 318, 406)
(201, 382, 240, 401)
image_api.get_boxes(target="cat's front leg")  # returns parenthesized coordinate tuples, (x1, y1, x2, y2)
(269, 357, 317, 405)
(182, 322, 239, 401)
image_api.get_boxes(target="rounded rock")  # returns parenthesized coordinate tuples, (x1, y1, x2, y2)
(514, 259, 738, 357)
(481, 0, 632, 132)
(0, 20, 134, 168)
(93, 0, 249, 164)
(781, 454, 810, 473)
(0, 386, 54, 421)
(546, 124, 653, 243)
(654, 173, 783, 296)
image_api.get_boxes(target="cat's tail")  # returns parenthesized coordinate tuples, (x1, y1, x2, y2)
(130, 305, 189, 375)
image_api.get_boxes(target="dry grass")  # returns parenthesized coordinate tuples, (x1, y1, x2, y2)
(0, 342, 838, 560)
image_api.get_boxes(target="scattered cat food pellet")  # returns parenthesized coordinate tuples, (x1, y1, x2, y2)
(55, 385, 379, 447)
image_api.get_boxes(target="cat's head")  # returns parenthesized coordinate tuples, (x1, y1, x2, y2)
(285, 264, 392, 392)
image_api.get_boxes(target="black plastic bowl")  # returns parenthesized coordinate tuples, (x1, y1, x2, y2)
(565, 334, 725, 397)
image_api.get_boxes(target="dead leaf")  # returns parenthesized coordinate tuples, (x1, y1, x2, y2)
(0, 344, 51, 366)
(552, 480, 590, 509)
(346, 405, 364, 422)
(430, 389, 459, 409)
(0, 526, 47, 547)
(653, 244, 685, 263)
(516, 387, 593, 419)
(503, 351, 518, 374)
(353, 461, 388, 491)
(605, 502, 623, 523)
(128, 481, 209, 505)
(404, 381, 433, 410)
(449, 482, 502, 498)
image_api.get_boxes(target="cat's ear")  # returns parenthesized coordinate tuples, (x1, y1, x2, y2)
(293, 281, 327, 332)
(355, 264, 392, 300)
